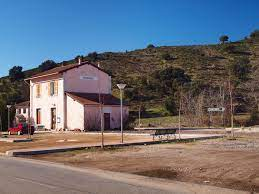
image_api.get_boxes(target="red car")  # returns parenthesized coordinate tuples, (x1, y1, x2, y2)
(8, 123, 35, 135)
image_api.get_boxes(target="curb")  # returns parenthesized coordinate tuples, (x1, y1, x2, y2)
(0, 138, 32, 143)
(5, 135, 223, 157)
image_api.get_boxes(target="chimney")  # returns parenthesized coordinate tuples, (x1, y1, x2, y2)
(78, 57, 81, 65)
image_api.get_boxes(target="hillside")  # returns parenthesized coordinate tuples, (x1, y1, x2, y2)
(1, 31, 259, 129)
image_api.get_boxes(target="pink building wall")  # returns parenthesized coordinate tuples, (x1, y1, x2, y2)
(63, 64, 111, 94)
(84, 105, 129, 130)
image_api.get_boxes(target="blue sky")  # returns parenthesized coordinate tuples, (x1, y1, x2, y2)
(0, 0, 259, 76)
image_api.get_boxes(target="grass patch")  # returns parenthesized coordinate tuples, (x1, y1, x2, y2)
(138, 116, 179, 127)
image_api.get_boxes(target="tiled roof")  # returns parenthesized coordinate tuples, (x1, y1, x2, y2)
(15, 101, 30, 108)
(66, 92, 125, 106)
(26, 61, 108, 80)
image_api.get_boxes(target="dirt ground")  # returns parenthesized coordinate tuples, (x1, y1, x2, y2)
(29, 133, 259, 193)
(0, 132, 151, 153)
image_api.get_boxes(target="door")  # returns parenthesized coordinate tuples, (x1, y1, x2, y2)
(51, 108, 56, 129)
(104, 113, 110, 130)
(36, 109, 41, 124)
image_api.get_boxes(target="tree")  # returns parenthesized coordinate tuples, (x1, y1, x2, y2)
(87, 52, 98, 62)
(250, 30, 259, 39)
(38, 60, 57, 72)
(219, 35, 229, 44)
(74, 55, 83, 63)
(9, 66, 24, 82)
(164, 96, 178, 115)
(229, 57, 251, 82)
(147, 44, 155, 49)
(153, 67, 191, 95)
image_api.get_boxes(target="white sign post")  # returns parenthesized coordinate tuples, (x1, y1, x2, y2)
(208, 107, 225, 112)
(208, 107, 225, 128)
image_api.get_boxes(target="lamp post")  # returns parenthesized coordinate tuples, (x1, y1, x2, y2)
(7, 105, 11, 131)
(117, 84, 126, 143)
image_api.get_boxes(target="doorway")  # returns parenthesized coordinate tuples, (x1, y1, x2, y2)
(104, 113, 110, 130)
(51, 108, 56, 129)
(36, 108, 41, 124)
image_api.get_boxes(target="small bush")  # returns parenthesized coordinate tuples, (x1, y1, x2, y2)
(164, 96, 178, 116)
(147, 44, 155, 49)
(246, 111, 259, 126)
(161, 53, 172, 60)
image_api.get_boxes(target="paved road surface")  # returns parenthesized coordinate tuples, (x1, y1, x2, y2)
(0, 156, 248, 194)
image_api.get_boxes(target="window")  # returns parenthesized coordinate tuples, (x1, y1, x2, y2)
(49, 81, 58, 96)
(18, 109, 21, 114)
(36, 108, 41, 124)
(23, 108, 26, 114)
(50, 82, 55, 96)
(36, 84, 41, 98)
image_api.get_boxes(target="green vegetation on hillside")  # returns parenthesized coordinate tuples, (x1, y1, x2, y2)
(1, 30, 259, 129)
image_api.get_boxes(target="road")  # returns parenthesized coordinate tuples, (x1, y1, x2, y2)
(0, 156, 248, 194)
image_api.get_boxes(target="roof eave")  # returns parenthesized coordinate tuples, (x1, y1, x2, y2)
(24, 72, 59, 81)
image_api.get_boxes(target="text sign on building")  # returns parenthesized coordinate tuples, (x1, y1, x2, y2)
(80, 76, 98, 80)
(208, 107, 225, 112)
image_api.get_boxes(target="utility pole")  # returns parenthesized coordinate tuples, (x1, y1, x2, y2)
(138, 105, 141, 127)
(221, 83, 225, 128)
(97, 63, 104, 148)
(117, 84, 126, 143)
(7, 105, 11, 131)
(219, 84, 225, 128)
(228, 78, 234, 137)
(28, 101, 31, 139)
(0, 115, 2, 136)
(24, 80, 33, 139)
(178, 87, 182, 140)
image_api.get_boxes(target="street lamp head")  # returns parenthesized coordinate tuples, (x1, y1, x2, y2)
(116, 84, 126, 90)
(6, 105, 11, 109)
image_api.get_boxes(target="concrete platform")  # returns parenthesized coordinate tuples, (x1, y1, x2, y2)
(6, 133, 223, 157)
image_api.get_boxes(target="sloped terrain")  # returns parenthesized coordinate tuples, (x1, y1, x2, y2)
(0, 33, 259, 128)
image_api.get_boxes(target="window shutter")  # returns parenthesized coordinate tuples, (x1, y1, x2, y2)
(36, 84, 41, 97)
(36, 85, 38, 97)
(48, 82, 51, 96)
(39, 84, 41, 97)
(55, 81, 58, 95)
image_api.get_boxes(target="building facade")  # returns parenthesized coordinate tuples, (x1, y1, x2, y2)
(15, 101, 30, 121)
(25, 61, 128, 131)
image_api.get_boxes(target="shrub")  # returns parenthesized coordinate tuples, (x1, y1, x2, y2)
(219, 35, 229, 44)
(147, 44, 155, 49)
(221, 44, 235, 53)
(38, 60, 57, 72)
(164, 96, 178, 115)
(250, 30, 259, 39)
(246, 111, 259, 126)
(87, 52, 98, 61)
(161, 53, 172, 60)
(9, 66, 24, 82)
